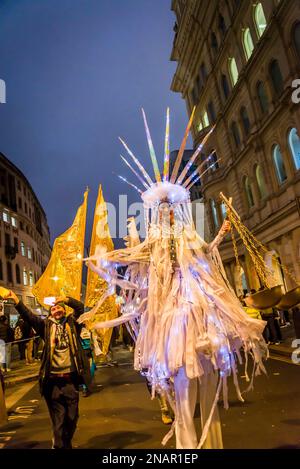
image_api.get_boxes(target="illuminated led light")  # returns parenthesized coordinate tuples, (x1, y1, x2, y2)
(141, 108, 161, 183)
(119, 136, 153, 186)
(50, 276, 60, 282)
(120, 154, 150, 189)
(117, 175, 143, 194)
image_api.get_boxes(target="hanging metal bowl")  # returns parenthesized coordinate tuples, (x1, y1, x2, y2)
(244, 285, 284, 310)
(276, 286, 300, 309)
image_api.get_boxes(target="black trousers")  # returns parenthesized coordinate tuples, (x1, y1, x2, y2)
(44, 375, 79, 449)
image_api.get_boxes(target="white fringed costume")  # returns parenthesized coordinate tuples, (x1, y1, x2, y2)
(80, 110, 268, 449)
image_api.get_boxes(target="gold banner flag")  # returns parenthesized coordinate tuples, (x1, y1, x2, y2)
(85, 185, 118, 355)
(32, 190, 88, 308)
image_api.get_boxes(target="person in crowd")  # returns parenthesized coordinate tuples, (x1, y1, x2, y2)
(0, 367, 7, 427)
(80, 326, 96, 397)
(3, 290, 91, 450)
(0, 315, 14, 372)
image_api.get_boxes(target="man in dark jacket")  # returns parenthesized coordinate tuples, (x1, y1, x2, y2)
(4, 290, 91, 449)
(0, 315, 14, 372)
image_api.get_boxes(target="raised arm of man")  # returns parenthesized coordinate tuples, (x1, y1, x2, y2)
(4, 291, 45, 339)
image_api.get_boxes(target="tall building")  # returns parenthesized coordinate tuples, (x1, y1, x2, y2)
(170, 0, 300, 294)
(0, 152, 51, 321)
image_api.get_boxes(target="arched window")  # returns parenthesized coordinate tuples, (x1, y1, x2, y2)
(254, 3, 267, 38)
(16, 264, 21, 284)
(220, 202, 227, 220)
(257, 81, 269, 114)
(293, 22, 300, 60)
(269, 60, 284, 96)
(7, 262, 13, 283)
(208, 101, 216, 123)
(231, 121, 241, 148)
(229, 57, 239, 86)
(288, 127, 300, 170)
(211, 32, 218, 55)
(218, 14, 227, 37)
(23, 268, 28, 286)
(243, 28, 254, 60)
(240, 106, 251, 135)
(200, 63, 207, 83)
(211, 151, 219, 171)
(29, 271, 34, 287)
(221, 74, 230, 100)
(244, 177, 255, 208)
(192, 85, 198, 105)
(20, 241, 26, 256)
(210, 199, 219, 229)
(203, 111, 210, 128)
(273, 144, 287, 183)
(255, 165, 268, 198)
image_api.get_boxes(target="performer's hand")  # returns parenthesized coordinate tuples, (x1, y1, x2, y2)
(221, 219, 231, 233)
(3, 290, 20, 305)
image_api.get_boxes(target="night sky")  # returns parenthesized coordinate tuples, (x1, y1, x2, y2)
(0, 0, 191, 247)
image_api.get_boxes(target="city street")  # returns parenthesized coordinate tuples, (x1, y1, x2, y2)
(1, 352, 300, 450)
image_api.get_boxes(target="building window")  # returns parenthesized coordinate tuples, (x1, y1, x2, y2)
(218, 14, 226, 37)
(18, 197, 22, 209)
(257, 81, 269, 114)
(210, 151, 219, 171)
(200, 63, 207, 83)
(210, 199, 219, 229)
(244, 177, 255, 208)
(21, 241, 26, 256)
(192, 85, 198, 105)
(228, 57, 239, 86)
(221, 74, 230, 100)
(273, 144, 287, 184)
(293, 22, 300, 60)
(17, 180, 21, 190)
(14, 237, 18, 253)
(23, 268, 28, 286)
(11, 216, 17, 228)
(16, 264, 21, 284)
(269, 60, 284, 96)
(203, 111, 210, 128)
(25, 202, 28, 214)
(211, 32, 218, 55)
(288, 127, 300, 170)
(220, 202, 227, 220)
(29, 271, 34, 286)
(20, 221, 23, 231)
(255, 165, 268, 198)
(3, 211, 10, 223)
(27, 247, 32, 260)
(7, 262, 13, 283)
(0, 260, 3, 281)
(208, 101, 216, 123)
(254, 3, 267, 38)
(243, 28, 254, 60)
(240, 106, 251, 135)
(231, 121, 241, 148)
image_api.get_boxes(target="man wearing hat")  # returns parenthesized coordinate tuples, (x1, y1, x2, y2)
(4, 290, 91, 449)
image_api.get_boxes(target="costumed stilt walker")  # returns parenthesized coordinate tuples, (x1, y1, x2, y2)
(79, 108, 268, 449)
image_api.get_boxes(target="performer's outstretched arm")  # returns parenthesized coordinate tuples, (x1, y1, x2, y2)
(206, 220, 231, 253)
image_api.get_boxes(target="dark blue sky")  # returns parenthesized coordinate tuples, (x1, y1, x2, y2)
(0, 0, 190, 246)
